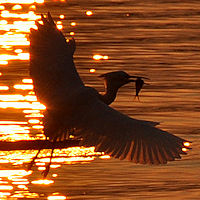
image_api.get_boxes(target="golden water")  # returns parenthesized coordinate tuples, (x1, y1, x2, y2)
(0, 0, 199, 199)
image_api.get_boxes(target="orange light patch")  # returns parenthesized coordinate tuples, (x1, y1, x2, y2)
(29, 5, 36, 10)
(103, 55, 108, 60)
(31, 179, 54, 185)
(0, 61, 8, 65)
(86, 10, 93, 16)
(70, 32, 75, 36)
(14, 49, 23, 53)
(22, 78, 33, 83)
(17, 185, 28, 190)
(25, 113, 44, 118)
(184, 142, 190, 147)
(12, 5, 22, 10)
(56, 21, 62, 25)
(70, 22, 76, 27)
(0, 86, 9, 90)
(0, 185, 13, 190)
(32, 125, 44, 129)
(182, 148, 188, 152)
(28, 119, 40, 124)
(47, 195, 67, 200)
(18, 53, 29, 60)
(50, 164, 61, 169)
(52, 174, 58, 178)
(93, 55, 102, 60)
(13, 84, 33, 90)
(59, 15, 65, 19)
(38, 166, 46, 171)
(0, 5, 5, 10)
(56, 24, 63, 30)
(93, 54, 108, 60)
(0, 192, 11, 196)
(0, 0, 44, 3)
(0, 19, 7, 25)
(89, 69, 96, 73)
(23, 110, 40, 114)
(35, 0, 44, 3)
(99, 155, 110, 159)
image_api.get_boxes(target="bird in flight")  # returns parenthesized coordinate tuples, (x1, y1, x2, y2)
(29, 12, 191, 176)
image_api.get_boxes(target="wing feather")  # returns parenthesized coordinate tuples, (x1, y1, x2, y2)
(119, 140, 131, 160)
(71, 95, 189, 164)
(126, 141, 135, 161)
(139, 140, 146, 164)
(151, 145, 161, 164)
(30, 12, 83, 108)
(131, 140, 138, 162)
(145, 142, 153, 164)
(115, 139, 127, 159)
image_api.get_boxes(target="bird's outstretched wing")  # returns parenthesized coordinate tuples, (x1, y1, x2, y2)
(72, 90, 190, 164)
(30, 12, 83, 108)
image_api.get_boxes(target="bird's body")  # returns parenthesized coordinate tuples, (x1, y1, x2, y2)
(29, 13, 190, 168)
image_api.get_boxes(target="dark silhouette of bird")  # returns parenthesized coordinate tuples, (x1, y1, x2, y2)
(29, 13, 191, 176)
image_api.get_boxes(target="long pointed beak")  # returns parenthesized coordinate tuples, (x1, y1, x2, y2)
(128, 76, 150, 86)
(128, 79, 136, 82)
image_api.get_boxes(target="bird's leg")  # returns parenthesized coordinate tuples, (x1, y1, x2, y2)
(42, 138, 56, 179)
(27, 147, 42, 171)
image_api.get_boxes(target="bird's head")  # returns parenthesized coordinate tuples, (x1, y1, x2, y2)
(99, 71, 143, 90)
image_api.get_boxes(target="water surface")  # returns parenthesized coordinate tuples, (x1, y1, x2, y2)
(0, 0, 199, 199)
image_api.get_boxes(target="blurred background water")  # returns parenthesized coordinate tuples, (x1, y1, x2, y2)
(0, 0, 199, 199)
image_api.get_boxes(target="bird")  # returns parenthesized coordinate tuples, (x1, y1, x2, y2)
(29, 12, 191, 175)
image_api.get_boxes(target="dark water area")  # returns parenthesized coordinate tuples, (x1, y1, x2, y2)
(0, 0, 199, 199)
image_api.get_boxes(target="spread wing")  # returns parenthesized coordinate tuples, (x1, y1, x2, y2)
(73, 92, 190, 164)
(30, 12, 83, 109)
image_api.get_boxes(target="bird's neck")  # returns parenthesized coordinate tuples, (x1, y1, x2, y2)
(100, 85, 119, 105)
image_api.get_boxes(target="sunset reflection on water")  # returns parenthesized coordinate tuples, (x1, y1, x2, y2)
(0, 1, 106, 199)
(0, 145, 103, 198)
(0, 0, 198, 199)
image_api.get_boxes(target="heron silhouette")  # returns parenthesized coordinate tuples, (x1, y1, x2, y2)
(29, 13, 190, 176)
